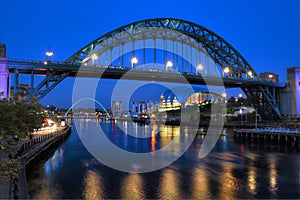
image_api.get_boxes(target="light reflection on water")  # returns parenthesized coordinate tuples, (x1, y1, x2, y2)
(27, 119, 300, 199)
(83, 170, 103, 200)
(248, 166, 257, 195)
(121, 173, 145, 200)
(191, 166, 211, 199)
(158, 169, 181, 199)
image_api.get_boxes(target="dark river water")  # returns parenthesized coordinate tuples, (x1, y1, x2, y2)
(27, 119, 300, 199)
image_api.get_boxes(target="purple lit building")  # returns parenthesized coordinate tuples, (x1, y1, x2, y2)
(0, 44, 10, 99)
(287, 67, 300, 116)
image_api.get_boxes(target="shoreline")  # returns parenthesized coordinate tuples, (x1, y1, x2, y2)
(17, 126, 71, 199)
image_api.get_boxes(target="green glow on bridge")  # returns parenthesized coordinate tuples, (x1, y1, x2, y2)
(64, 98, 111, 118)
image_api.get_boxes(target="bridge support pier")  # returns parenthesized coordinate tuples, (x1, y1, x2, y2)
(0, 44, 10, 99)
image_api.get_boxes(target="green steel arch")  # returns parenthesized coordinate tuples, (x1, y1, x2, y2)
(66, 18, 258, 79)
(64, 98, 111, 118)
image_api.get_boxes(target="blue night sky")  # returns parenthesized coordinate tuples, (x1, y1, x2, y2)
(0, 0, 299, 108)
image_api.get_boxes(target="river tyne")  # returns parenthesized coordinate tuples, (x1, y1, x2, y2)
(27, 119, 300, 199)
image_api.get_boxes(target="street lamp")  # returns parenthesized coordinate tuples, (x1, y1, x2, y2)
(247, 70, 253, 78)
(221, 92, 227, 98)
(45, 49, 53, 61)
(166, 61, 173, 71)
(197, 64, 203, 74)
(238, 93, 243, 98)
(239, 108, 243, 125)
(91, 54, 98, 66)
(131, 57, 138, 68)
(223, 67, 230, 76)
(221, 92, 227, 103)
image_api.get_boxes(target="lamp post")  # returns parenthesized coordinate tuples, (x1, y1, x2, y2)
(91, 54, 98, 66)
(44, 46, 53, 66)
(239, 108, 243, 125)
(166, 61, 173, 71)
(197, 64, 203, 74)
(223, 67, 230, 77)
(131, 57, 138, 68)
(45, 46, 53, 62)
(247, 70, 253, 79)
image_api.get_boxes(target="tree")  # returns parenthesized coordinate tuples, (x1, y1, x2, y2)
(0, 99, 45, 140)
(0, 99, 45, 197)
(0, 158, 22, 181)
(24, 102, 45, 135)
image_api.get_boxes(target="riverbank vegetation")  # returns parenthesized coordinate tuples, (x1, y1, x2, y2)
(0, 99, 45, 147)
(0, 98, 45, 184)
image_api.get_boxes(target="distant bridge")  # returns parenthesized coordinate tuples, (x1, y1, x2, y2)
(0, 18, 285, 119)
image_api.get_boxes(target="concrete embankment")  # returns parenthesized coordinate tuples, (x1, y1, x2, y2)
(17, 126, 71, 199)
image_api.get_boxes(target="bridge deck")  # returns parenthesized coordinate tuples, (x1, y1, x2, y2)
(3, 59, 285, 87)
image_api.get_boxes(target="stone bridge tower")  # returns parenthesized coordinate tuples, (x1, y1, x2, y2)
(0, 44, 9, 99)
(287, 67, 300, 116)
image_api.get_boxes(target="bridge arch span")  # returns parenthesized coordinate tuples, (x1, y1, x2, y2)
(64, 98, 111, 118)
(66, 18, 258, 79)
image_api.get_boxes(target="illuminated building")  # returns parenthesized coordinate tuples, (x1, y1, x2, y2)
(112, 101, 122, 117)
(172, 96, 181, 107)
(259, 72, 279, 82)
(131, 100, 155, 114)
(0, 44, 9, 99)
(158, 94, 181, 112)
(185, 92, 209, 105)
(285, 67, 300, 116)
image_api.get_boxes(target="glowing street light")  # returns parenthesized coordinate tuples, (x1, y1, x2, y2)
(91, 54, 98, 60)
(91, 54, 98, 65)
(268, 74, 274, 78)
(239, 108, 243, 124)
(223, 67, 230, 74)
(45, 48, 53, 61)
(45, 51, 53, 57)
(238, 93, 243, 98)
(131, 57, 138, 68)
(247, 70, 253, 78)
(197, 64, 203, 74)
(221, 92, 227, 98)
(166, 61, 173, 70)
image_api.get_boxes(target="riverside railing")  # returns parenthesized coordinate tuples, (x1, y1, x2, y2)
(237, 127, 300, 134)
(17, 127, 68, 155)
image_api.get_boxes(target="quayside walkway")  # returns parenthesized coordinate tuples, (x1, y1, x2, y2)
(0, 126, 71, 199)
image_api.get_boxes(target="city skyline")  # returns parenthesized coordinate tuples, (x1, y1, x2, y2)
(0, 0, 299, 108)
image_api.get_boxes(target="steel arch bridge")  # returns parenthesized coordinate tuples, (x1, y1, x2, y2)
(67, 18, 258, 79)
(4, 18, 284, 119)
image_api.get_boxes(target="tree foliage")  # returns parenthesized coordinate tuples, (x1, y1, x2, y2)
(0, 99, 45, 140)
(0, 158, 22, 181)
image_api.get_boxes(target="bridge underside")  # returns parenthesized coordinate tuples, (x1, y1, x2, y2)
(242, 85, 282, 119)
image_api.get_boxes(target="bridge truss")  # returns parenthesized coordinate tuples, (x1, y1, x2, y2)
(6, 18, 284, 119)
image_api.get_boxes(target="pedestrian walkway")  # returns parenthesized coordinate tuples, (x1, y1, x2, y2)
(0, 126, 67, 199)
